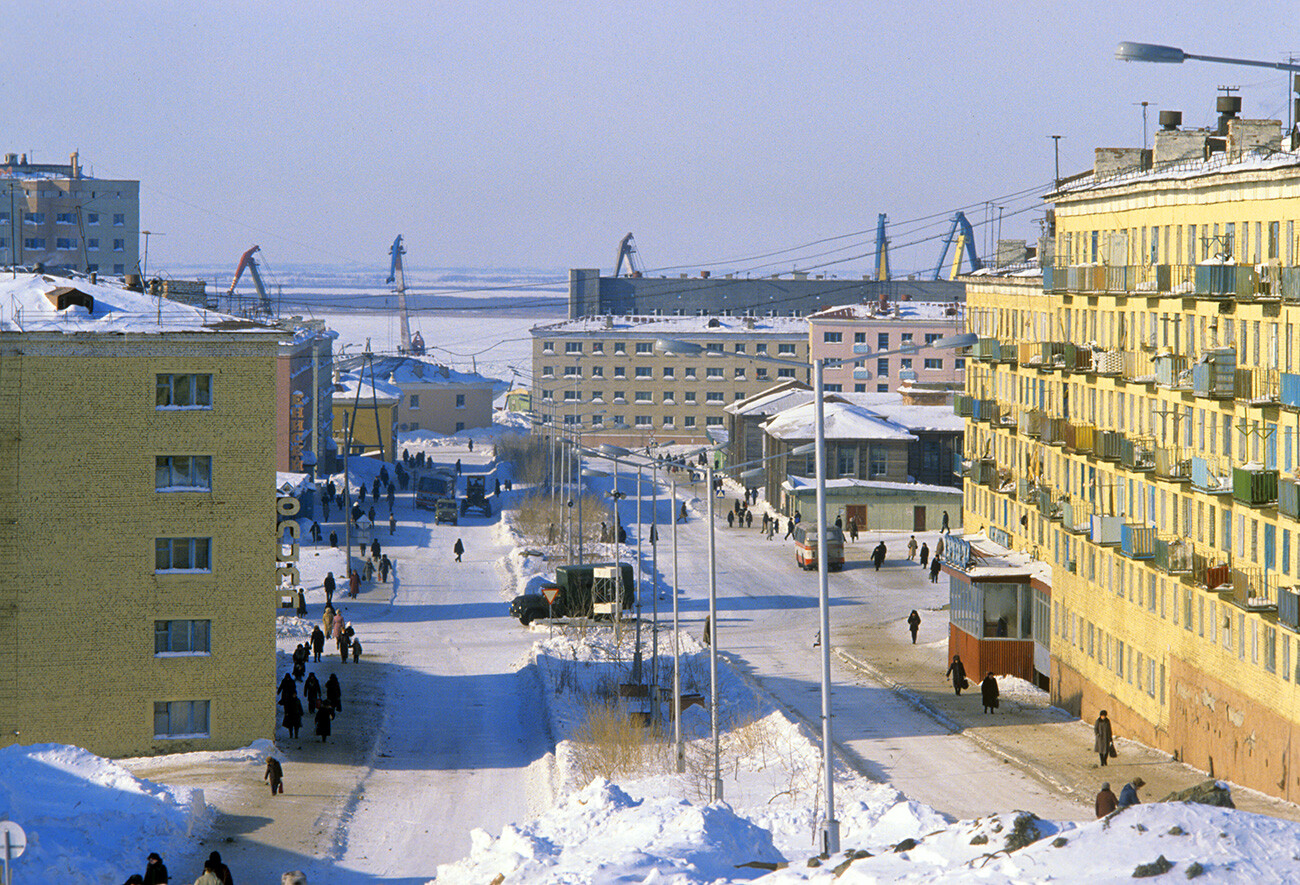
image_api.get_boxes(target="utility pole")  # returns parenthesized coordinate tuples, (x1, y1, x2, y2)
(1133, 101, 1153, 148)
(1049, 135, 1063, 189)
(140, 230, 164, 279)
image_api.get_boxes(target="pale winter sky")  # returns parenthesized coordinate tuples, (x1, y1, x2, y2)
(12, 1, 1300, 278)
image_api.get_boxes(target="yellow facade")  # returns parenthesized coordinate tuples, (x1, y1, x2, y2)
(0, 332, 282, 757)
(963, 143, 1300, 801)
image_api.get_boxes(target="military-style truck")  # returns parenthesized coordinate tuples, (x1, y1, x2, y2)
(508, 562, 636, 624)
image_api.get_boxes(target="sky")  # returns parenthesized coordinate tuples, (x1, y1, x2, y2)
(13, 1, 1300, 279)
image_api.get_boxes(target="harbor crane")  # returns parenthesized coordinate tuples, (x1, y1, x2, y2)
(387, 234, 419, 354)
(227, 245, 273, 316)
(932, 212, 984, 280)
(613, 232, 643, 277)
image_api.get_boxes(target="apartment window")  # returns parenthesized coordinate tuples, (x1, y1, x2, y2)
(541, 365, 554, 378)
(613, 367, 626, 378)
(590, 390, 604, 402)
(86, 212, 98, 224)
(663, 416, 674, 428)
(855, 384, 866, 392)
(87, 237, 99, 250)
(684, 392, 696, 404)
(156, 455, 212, 491)
(455, 394, 466, 408)
(23, 237, 44, 250)
(901, 333, 914, 345)
(154, 700, 209, 738)
(635, 391, 652, 402)
(55, 237, 76, 250)
(662, 391, 675, 403)
(756, 368, 769, 380)
(614, 342, 627, 354)
(706, 367, 724, 379)
(542, 340, 555, 353)
(112, 263, 125, 274)
(706, 342, 723, 354)
(778, 344, 796, 355)
(56, 212, 75, 224)
(563, 366, 581, 378)
(778, 368, 796, 379)
(454, 421, 464, 432)
(756, 344, 768, 354)
(901, 358, 913, 369)
(877, 358, 889, 377)
(925, 333, 940, 345)
(706, 416, 723, 426)
(684, 367, 697, 379)
(591, 415, 604, 426)
(113, 238, 125, 251)
(635, 366, 651, 378)
(635, 415, 652, 427)
(733, 368, 746, 379)
(113, 213, 125, 226)
(683, 416, 696, 428)
(565, 342, 582, 353)
(877, 332, 889, 349)
(924, 358, 943, 369)
(635, 342, 652, 354)
(954, 358, 966, 370)
(156, 373, 212, 409)
(854, 332, 866, 343)
(563, 390, 578, 401)
(563, 413, 578, 423)
(155, 537, 212, 572)
(25, 212, 44, 224)
(705, 392, 724, 403)
(824, 331, 842, 343)
(826, 383, 843, 392)
(663, 367, 674, 379)
(868, 445, 887, 476)
(155, 619, 211, 655)
(613, 391, 626, 403)
(590, 341, 604, 353)
(734, 343, 746, 354)
(590, 366, 603, 378)
(408, 394, 420, 410)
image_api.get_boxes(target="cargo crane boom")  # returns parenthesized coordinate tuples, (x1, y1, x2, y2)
(613, 232, 643, 278)
(932, 212, 983, 280)
(387, 234, 413, 354)
(227, 245, 272, 316)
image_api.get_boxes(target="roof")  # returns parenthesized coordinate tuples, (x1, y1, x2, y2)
(0, 273, 283, 336)
(531, 314, 809, 337)
(763, 400, 916, 442)
(942, 531, 1052, 584)
(335, 371, 401, 404)
(863, 400, 965, 433)
(336, 354, 500, 389)
(782, 475, 962, 496)
(1055, 144, 1300, 198)
(808, 301, 962, 322)
(724, 381, 813, 417)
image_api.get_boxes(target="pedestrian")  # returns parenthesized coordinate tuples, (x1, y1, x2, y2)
(329, 530, 338, 548)
(372, 477, 381, 501)
(942, 510, 950, 533)
(727, 510, 735, 528)
(1094, 709, 1114, 767)
(322, 602, 335, 635)
(848, 517, 858, 542)
(295, 588, 307, 618)
(495, 477, 501, 496)
(872, 542, 886, 571)
(205, 852, 233, 885)
(193, 858, 223, 885)
(455, 458, 462, 475)
(387, 485, 395, 511)
(322, 497, 330, 522)
(323, 572, 335, 606)
(1095, 782, 1117, 818)
(349, 569, 360, 598)
(362, 557, 374, 581)
(371, 538, 381, 560)
(314, 702, 334, 742)
(793, 510, 801, 524)
(359, 484, 367, 504)
(277, 672, 296, 708)
(935, 535, 945, 562)
(310, 625, 324, 662)
(1118, 777, 1144, 807)
(702, 615, 711, 647)
(454, 538, 464, 562)
(389, 512, 396, 535)
(919, 542, 930, 568)
(745, 510, 752, 528)
(785, 519, 795, 540)
(142, 852, 169, 885)
(309, 521, 321, 543)
(304, 672, 321, 712)
(980, 671, 999, 714)
(766, 518, 775, 540)
(368, 505, 376, 525)
(379, 554, 391, 582)
(380, 465, 390, 487)
(351, 638, 362, 662)
(929, 556, 942, 583)
(326, 673, 342, 712)
(333, 610, 344, 650)
(945, 654, 967, 695)
(907, 609, 921, 644)
(265, 755, 284, 795)
(907, 535, 918, 560)
(761, 513, 769, 534)
(834, 514, 842, 529)
(679, 502, 688, 523)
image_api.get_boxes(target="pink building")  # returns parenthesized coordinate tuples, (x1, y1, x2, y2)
(808, 301, 965, 392)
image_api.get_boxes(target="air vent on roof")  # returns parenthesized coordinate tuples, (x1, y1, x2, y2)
(46, 287, 94, 313)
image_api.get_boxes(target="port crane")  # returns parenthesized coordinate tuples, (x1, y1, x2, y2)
(227, 245, 273, 316)
(387, 234, 424, 354)
(613, 232, 643, 277)
(873, 213, 890, 281)
(932, 212, 984, 280)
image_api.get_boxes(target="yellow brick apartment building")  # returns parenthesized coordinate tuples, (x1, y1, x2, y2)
(962, 102, 1300, 801)
(0, 274, 284, 756)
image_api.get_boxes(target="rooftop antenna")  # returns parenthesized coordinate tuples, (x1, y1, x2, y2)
(1049, 135, 1063, 189)
(1133, 100, 1155, 148)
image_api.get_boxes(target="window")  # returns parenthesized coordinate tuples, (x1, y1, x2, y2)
(156, 455, 212, 491)
(590, 366, 603, 378)
(663, 367, 674, 379)
(777, 368, 796, 379)
(825, 383, 843, 392)
(565, 342, 582, 353)
(734, 343, 746, 354)
(901, 333, 914, 345)
(854, 332, 866, 343)
(155, 537, 212, 572)
(733, 368, 746, 379)
(113, 238, 125, 251)
(901, 358, 913, 369)
(563, 365, 581, 377)
(590, 390, 604, 402)
(113, 213, 125, 226)
(684, 368, 697, 379)
(706, 392, 725, 402)
(706, 416, 723, 426)
(824, 331, 843, 343)
(868, 445, 887, 476)
(614, 342, 627, 354)
(706, 342, 723, 354)
(56, 212, 75, 224)
(591, 341, 604, 353)
(613, 366, 626, 378)
(954, 358, 966, 370)
(706, 367, 724, 379)
(778, 343, 796, 355)
(662, 391, 675, 403)
(542, 340, 555, 353)
(113, 263, 124, 274)
(455, 394, 466, 408)
(635, 366, 651, 378)
(87, 237, 99, 250)
(156, 373, 212, 409)
(756, 368, 769, 380)
(855, 384, 866, 392)
(563, 412, 577, 423)
(877, 332, 889, 349)
(591, 415, 604, 426)
(876, 358, 889, 377)
(563, 390, 578, 401)
(409, 394, 420, 409)
(663, 415, 674, 427)
(613, 391, 626, 403)
(23, 237, 44, 250)
(541, 365, 555, 378)
(24, 212, 44, 225)
(924, 358, 943, 369)
(86, 212, 98, 224)
(155, 619, 211, 655)
(684, 392, 696, 404)
(756, 344, 768, 354)
(683, 416, 696, 428)
(55, 237, 76, 250)
(925, 333, 940, 345)
(154, 700, 209, 738)
(635, 391, 652, 402)
(635, 414, 652, 427)
(635, 342, 652, 354)
(454, 421, 464, 431)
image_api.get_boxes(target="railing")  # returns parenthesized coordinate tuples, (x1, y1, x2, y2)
(1123, 349, 1157, 384)
(1120, 524, 1155, 559)
(975, 338, 999, 362)
(953, 394, 973, 417)
(994, 404, 1017, 429)
(1062, 501, 1090, 533)
(1040, 342, 1070, 371)
(1193, 350, 1236, 398)
(1121, 436, 1155, 471)
(1091, 514, 1122, 546)
(1037, 487, 1062, 519)
(1153, 537, 1192, 574)
(1070, 345, 1092, 374)
(1280, 478, 1300, 519)
(1232, 467, 1279, 506)
(1282, 372, 1300, 409)
(1018, 409, 1043, 438)
(1229, 567, 1277, 612)
(976, 458, 998, 488)
(1064, 422, 1094, 454)
(1235, 367, 1279, 405)
(1155, 353, 1192, 389)
(972, 398, 995, 422)
(1019, 341, 1041, 366)
(1195, 264, 1256, 301)
(1017, 477, 1038, 503)
(1096, 430, 1123, 462)
(1190, 551, 1231, 591)
(1041, 415, 1066, 446)
(1093, 350, 1124, 375)
(1154, 445, 1192, 481)
(997, 341, 1019, 364)
(1281, 586, 1300, 628)
(1192, 456, 1233, 493)
(1284, 267, 1300, 302)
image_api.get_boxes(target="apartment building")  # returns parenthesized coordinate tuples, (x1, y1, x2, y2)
(807, 300, 965, 392)
(277, 319, 337, 477)
(959, 96, 1300, 801)
(0, 273, 284, 757)
(0, 152, 140, 275)
(531, 315, 809, 446)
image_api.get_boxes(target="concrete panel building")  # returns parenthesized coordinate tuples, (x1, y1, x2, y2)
(0, 274, 284, 757)
(0, 152, 139, 276)
(807, 300, 966, 393)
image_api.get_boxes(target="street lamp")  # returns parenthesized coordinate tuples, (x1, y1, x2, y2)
(655, 331, 976, 854)
(1115, 41, 1300, 72)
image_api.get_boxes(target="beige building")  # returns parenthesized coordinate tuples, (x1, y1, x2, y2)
(0, 273, 284, 757)
(0, 152, 140, 276)
(961, 94, 1300, 801)
(531, 315, 809, 446)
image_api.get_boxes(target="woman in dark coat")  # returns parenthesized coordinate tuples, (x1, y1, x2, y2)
(454, 538, 465, 562)
(980, 672, 999, 714)
(314, 702, 334, 742)
(310, 625, 325, 662)
(945, 654, 967, 695)
(277, 672, 296, 708)
(326, 673, 342, 712)
(871, 543, 886, 571)
(919, 542, 930, 568)
(304, 672, 321, 712)
(907, 610, 921, 644)
(283, 693, 303, 738)
(1094, 709, 1114, 767)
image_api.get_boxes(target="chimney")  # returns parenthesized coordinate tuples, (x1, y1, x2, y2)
(70, 151, 80, 179)
(1093, 147, 1151, 178)
(1215, 94, 1242, 136)
(700, 270, 711, 279)
(1159, 110, 1182, 131)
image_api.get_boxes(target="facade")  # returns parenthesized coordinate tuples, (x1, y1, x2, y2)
(781, 474, 962, 535)
(569, 268, 964, 319)
(333, 371, 400, 460)
(337, 355, 498, 437)
(0, 274, 284, 757)
(807, 300, 966, 393)
(276, 319, 337, 477)
(531, 315, 810, 446)
(0, 152, 140, 276)
(960, 99, 1300, 801)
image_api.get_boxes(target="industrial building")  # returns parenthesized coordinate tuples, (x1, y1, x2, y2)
(955, 93, 1300, 802)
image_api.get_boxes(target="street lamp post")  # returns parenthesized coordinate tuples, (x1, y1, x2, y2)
(1115, 41, 1300, 72)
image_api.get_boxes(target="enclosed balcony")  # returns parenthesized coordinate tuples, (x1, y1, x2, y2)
(1123, 350, 1157, 384)
(1119, 523, 1155, 559)
(1190, 550, 1231, 591)
(1095, 430, 1123, 462)
(1017, 477, 1037, 503)
(1281, 586, 1300, 629)
(1280, 478, 1300, 520)
(1282, 372, 1300, 410)
(1232, 466, 1279, 507)
(975, 338, 999, 362)
(1154, 445, 1191, 481)
(975, 458, 998, 489)
(1194, 263, 1256, 301)
(1040, 342, 1071, 371)
(1093, 350, 1124, 376)
(1090, 514, 1122, 546)
(1192, 349, 1236, 399)
(1155, 353, 1191, 389)
(1283, 267, 1300, 302)
(1121, 436, 1155, 471)
(1036, 487, 1062, 519)
(1062, 501, 1090, 534)
(1041, 415, 1066, 446)
(997, 341, 1019, 364)
(1064, 422, 1094, 455)
(1153, 536, 1192, 574)
(994, 404, 1018, 431)
(972, 398, 995, 423)
(1191, 456, 1233, 494)
(1018, 409, 1043, 438)
(1070, 345, 1092, 374)
(1235, 367, 1279, 406)
(953, 393, 973, 417)
(1019, 341, 1042, 366)
(1229, 567, 1277, 612)
(1068, 264, 1108, 293)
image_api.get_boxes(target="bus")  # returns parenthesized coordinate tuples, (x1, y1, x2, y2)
(791, 523, 845, 571)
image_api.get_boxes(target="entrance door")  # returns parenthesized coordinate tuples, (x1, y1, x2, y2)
(913, 506, 927, 531)
(846, 504, 866, 531)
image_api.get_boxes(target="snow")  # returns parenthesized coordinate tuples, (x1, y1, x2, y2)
(764, 400, 916, 441)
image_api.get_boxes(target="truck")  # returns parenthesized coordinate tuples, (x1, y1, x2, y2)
(508, 562, 635, 624)
(415, 471, 457, 521)
(461, 475, 493, 517)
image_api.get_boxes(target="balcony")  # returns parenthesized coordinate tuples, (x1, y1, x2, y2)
(1036, 487, 1062, 519)
(1068, 264, 1108, 293)
(975, 458, 998, 488)
(1093, 350, 1124, 376)
(1090, 514, 1122, 545)
(972, 398, 996, 423)
(1121, 436, 1155, 471)
(1017, 477, 1038, 503)
(1191, 456, 1233, 494)
(1155, 353, 1192, 390)
(1123, 350, 1157, 384)
(994, 404, 1018, 431)
(1282, 373, 1300, 410)
(1095, 430, 1123, 462)
(1062, 501, 1090, 534)
(1232, 466, 1279, 506)
(1284, 267, 1300, 302)
(1018, 342, 1042, 366)
(1190, 551, 1231, 591)
(1018, 409, 1043, 438)
(1154, 445, 1191, 481)
(1041, 415, 1066, 446)
(1119, 523, 1155, 559)
(953, 394, 973, 417)
(1235, 367, 1279, 406)
(1229, 567, 1277, 612)
(1064, 422, 1094, 455)
(1280, 478, 1300, 519)
(1039, 342, 1071, 371)
(997, 341, 1019, 364)
(975, 338, 999, 362)
(1192, 350, 1236, 398)
(1194, 263, 1256, 301)
(1280, 586, 1300, 630)
(1153, 536, 1192, 574)
(1069, 344, 1092, 374)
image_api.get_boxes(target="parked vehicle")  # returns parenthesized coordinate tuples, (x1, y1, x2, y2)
(435, 498, 459, 525)
(791, 523, 845, 571)
(461, 475, 493, 517)
(415, 471, 455, 511)
(509, 562, 635, 624)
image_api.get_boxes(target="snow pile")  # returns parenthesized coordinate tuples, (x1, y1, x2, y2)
(435, 778, 784, 884)
(0, 744, 205, 884)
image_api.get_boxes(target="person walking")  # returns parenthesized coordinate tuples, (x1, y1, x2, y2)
(389, 512, 396, 535)
(980, 671, 999, 714)
(371, 538, 381, 560)
(314, 702, 334, 743)
(455, 458, 462, 475)
(277, 672, 296, 709)
(1094, 709, 1114, 767)
(329, 530, 338, 548)
(264, 756, 284, 795)
(907, 536, 918, 560)
(349, 569, 360, 599)
(193, 858, 224, 885)
(205, 852, 233, 885)
(142, 852, 169, 885)
(453, 538, 464, 562)
(322, 603, 335, 639)
(1095, 782, 1117, 818)
(929, 556, 941, 582)
(871, 542, 886, 571)
(282, 693, 302, 739)
(745, 510, 752, 529)
(945, 654, 967, 695)
(848, 517, 858, 542)
(310, 625, 324, 662)
(1118, 777, 1144, 807)
(919, 542, 930, 568)
(907, 610, 921, 644)
(766, 518, 775, 540)
(351, 638, 362, 662)
(326, 673, 342, 712)
(309, 521, 321, 543)
(379, 554, 391, 583)
(726, 510, 735, 528)
(942, 510, 950, 533)
(304, 672, 321, 713)
(332, 610, 344, 652)
(295, 588, 307, 618)
(784, 519, 795, 540)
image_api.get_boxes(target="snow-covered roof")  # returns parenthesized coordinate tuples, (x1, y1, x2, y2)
(374, 355, 498, 388)
(0, 273, 282, 336)
(763, 400, 916, 441)
(275, 472, 315, 495)
(944, 530, 1053, 583)
(782, 475, 962, 496)
(532, 314, 808, 337)
(1057, 144, 1300, 197)
(809, 301, 961, 322)
(724, 381, 812, 416)
(865, 400, 965, 433)
(335, 371, 401, 404)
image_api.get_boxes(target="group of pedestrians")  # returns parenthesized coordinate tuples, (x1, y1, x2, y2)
(942, 654, 1000, 713)
(121, 850, 237, 885)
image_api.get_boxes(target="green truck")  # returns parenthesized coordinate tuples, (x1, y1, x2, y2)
(508, 562, 636, 624)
